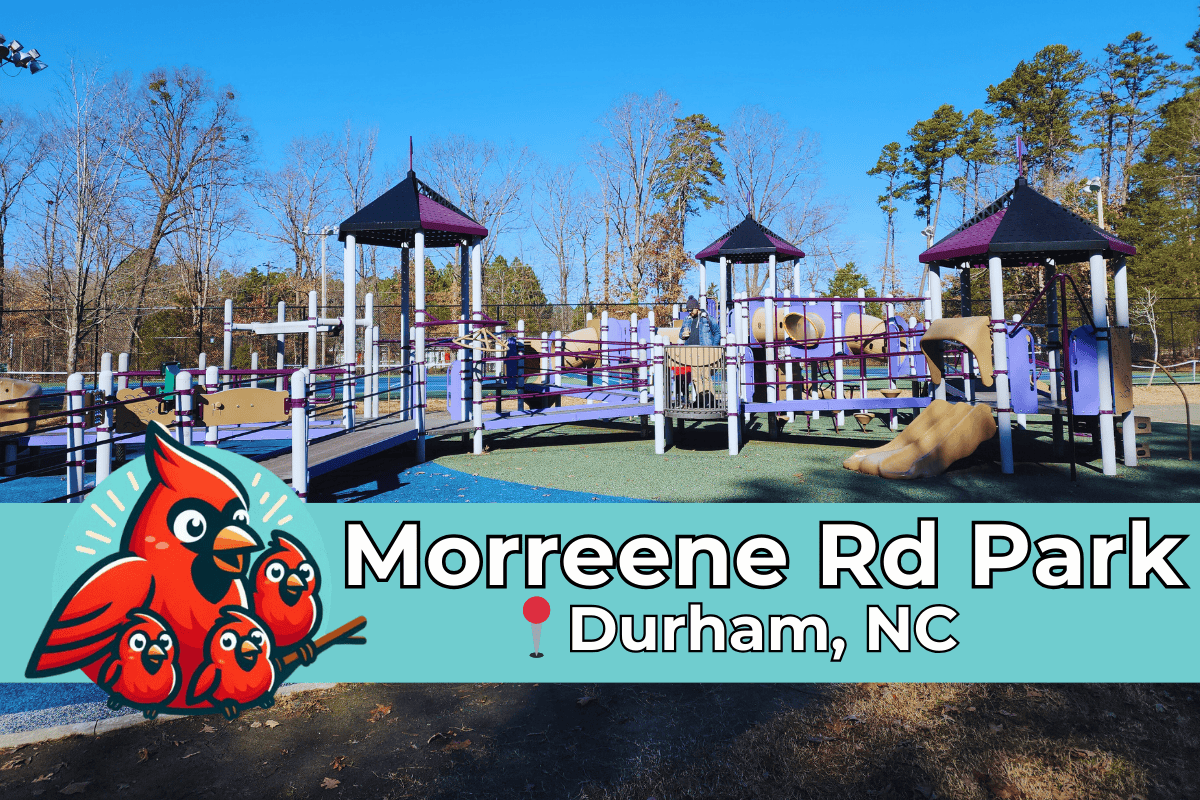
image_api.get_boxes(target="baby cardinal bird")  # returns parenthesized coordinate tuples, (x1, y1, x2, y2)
(27, 423, 261, 716)
(251, 532, 322, 664)
(98, 609, 180, 719)
(187, 607, 276, 719)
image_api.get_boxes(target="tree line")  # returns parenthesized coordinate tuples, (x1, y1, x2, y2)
(0, 63, 852, 372)
(866, 19, 1200, 328)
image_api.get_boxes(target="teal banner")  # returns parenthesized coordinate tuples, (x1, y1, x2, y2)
(1, 435, 1194, 690)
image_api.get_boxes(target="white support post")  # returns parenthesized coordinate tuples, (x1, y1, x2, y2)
(1090, 251, 1117, 475)
(766, 254, 778, 438)
(177, 370, 193, 448)
(885, 301, 898, 431)
(727, 343, 739, 455)
(364, 292, 374, 420)
(198, 352, 206, 372)
(517, 319, 526, 412)
(1045, 260, 1060, 406)
(290, 368, 309, 501)
(414, 233, 426, 459)
(553, 331, 563, 388)
(401, 247, 412, 422)
(117, 352, 129, 392)
(205, 366, 220, 447)
(793, 260, 801, 297)
(698, 260, 706, 301)
(653, 335, 666, 455)
(66, 372, 85, 500)
(342, 234, 357, 432)
(250, 352, 259, 389)
(833, 300, 845, 428)
(372, 325, 381, 419)
(1114, 255, 1135, 466)
(857, 288, 868, 411)
(929, 265, 946, 401)
(638, 338, 648, 405)
(96, 356, 113, 485)
(989, 256, 1014, 474)
(471, 240, 483, 453)
(600, 311, 609, 389)
(307, 290, 318, 389)
(962, 263, 975, 403)
(275, 300, 286, 393)
(717, 257, 728, 340)
(738, 292, 751, 422)
(223, 298, 233, 389)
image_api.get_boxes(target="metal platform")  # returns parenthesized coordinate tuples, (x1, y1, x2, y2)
(259, 416, 419, 483)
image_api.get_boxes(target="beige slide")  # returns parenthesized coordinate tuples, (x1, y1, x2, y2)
(843, 399, 997, 479)
(919, 316, 994, 387)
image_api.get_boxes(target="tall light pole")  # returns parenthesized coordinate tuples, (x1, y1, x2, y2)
(0, 35, 47, 74)
(1085, 177, 1105, 230)
(303, 225, 339, 365)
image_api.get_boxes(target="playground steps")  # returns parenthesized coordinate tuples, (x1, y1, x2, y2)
(259, 416, 419, 484)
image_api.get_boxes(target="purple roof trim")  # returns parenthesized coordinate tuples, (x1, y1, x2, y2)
(419, 194, 487, 237)
(919, 208, 1007, 263)
(695, 235, 731, 260)
(766, 233, 805, 259)
(1098, 228, 1137, 256)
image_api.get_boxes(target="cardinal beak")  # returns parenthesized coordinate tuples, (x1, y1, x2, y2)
(286, 574, 304, 588)
(212, 526, 257, 573)
(240, 639, 260, 654)
(147, 643, 166, 658)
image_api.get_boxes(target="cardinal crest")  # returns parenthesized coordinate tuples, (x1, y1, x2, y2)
(26, 422, 366, 719)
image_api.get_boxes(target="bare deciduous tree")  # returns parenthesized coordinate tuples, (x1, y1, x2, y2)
(720, 105, 833, 296)
(42, 60, 134, 371)
(171, 158, 245, 352)
(337, 122, 378, 285)
(1132, 287, 1161, 386)
(254, 134, 337, 279)
(0, 105, 44, 340)
(124, 65, 253, 352)
(531, 163, 580, 328)
(589, 91, 678, 304)
(422, 134, 531, 267)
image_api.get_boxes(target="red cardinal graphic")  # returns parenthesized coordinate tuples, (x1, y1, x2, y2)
(187, 607, 276, 719)
(251, 532, 322, 663)
(26, 423, 262, 712)
(97, 609, 180, 718)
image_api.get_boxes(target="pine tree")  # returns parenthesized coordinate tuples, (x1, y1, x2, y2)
(904, 104, 963, 240)
(955, 110, 999, 218)
(866, 142, 912, 296)
(986, 45, 1091, 193)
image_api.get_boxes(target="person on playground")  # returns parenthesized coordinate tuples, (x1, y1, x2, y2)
(679, 296, 719, 346)
(677, 296, 721, 406)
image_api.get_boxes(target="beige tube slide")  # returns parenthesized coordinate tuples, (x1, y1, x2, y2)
(843, 399, 996, 479)
(919, 316, 995, 387)
(751, 307, 825, 347)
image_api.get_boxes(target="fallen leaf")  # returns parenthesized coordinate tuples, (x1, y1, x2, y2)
(249, 721, 263, 729)
(321, 777, 340, 789)
(264, 720, 280, 728)
(200, 724, 216, 734)
(998, 710, 1016, 717)
(427, 732, 446, 745)
(445, 739, 472, 751)
(967, 706, 976, 712)
(181, 751, 200, 759)
(59, 783, 89, 795)
(136, 747, 153, 764)
(1, 756, 29, 770)
(368, 704, 391, 722)
(33, 774, 54, 783)
(331, 755, 347, 771)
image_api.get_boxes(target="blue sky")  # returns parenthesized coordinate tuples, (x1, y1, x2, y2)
(3, 1, 1195, 297)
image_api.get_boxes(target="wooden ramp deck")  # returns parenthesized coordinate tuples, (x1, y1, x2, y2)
(259, 416, 418, 484)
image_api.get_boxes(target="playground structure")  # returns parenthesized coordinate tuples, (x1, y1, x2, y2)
(0, 163, 1148, 501)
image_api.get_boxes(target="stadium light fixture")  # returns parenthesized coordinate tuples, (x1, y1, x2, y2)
(0, 34, 47, 75)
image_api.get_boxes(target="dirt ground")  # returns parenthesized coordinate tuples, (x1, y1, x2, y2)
(0, 683, 1195, 800)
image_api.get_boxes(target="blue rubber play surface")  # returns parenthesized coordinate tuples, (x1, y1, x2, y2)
(316, 462, 647, 503)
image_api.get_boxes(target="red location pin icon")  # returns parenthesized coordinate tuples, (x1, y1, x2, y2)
(523, 596, 551, 658)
